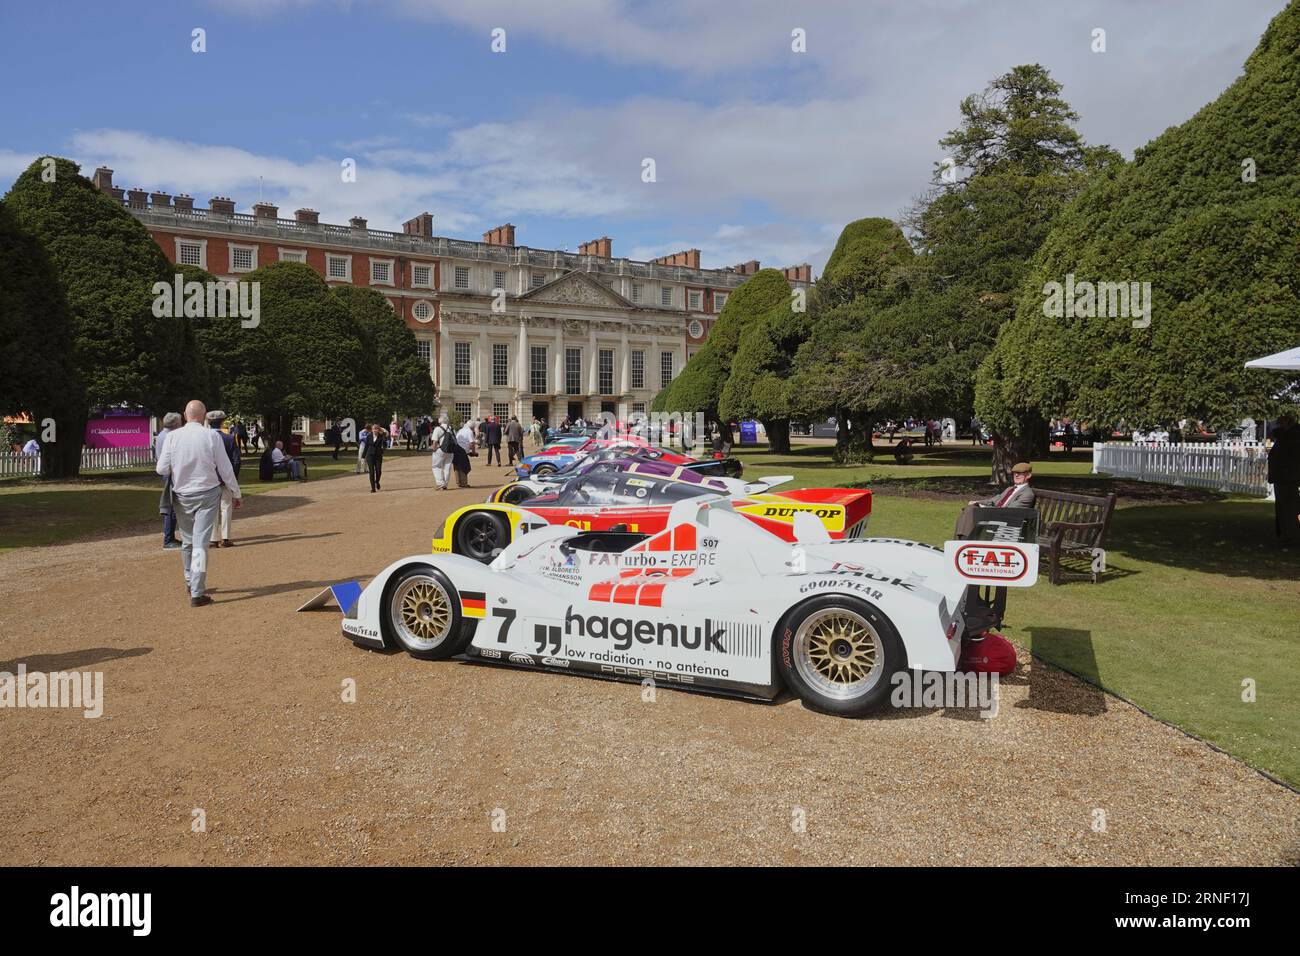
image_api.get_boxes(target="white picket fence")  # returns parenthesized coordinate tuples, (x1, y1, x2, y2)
(0, 446, 156, 477)
(1092, 441, 1273, 499)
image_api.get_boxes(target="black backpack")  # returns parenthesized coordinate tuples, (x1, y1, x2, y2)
(437, 426, 455, 453)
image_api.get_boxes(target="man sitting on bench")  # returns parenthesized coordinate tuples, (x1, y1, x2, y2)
(271, 440, 306, 481)
(954, 461, 1034, 537)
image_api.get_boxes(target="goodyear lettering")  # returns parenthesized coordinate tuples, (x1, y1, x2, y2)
(798, 579, 884, 600)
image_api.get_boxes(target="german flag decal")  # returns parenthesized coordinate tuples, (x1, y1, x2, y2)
(460, 590, 487, 618)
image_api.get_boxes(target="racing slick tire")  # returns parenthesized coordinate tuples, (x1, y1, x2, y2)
(455, 510, 512, 562)
(499, 483, 534, 505)
(381, 564, 471, 660)
(531, 462, 558, 476)
(774, 595, 906, 717)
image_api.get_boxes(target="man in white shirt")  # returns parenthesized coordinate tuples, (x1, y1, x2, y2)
(155, 400, 242, 606)
(454, 419, 476, 488)
(271, 440, 303, 480)
(21, 437, 39, 455)
(430, 413, 453, 491)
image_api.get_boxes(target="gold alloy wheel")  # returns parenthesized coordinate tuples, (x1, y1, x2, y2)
(794, 607, 885, 700)
(391, 575, 452, 650)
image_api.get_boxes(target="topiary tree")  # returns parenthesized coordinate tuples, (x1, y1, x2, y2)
(789, 218, 917, 461)
(330, 285, 436, 419)
(172, 262, 286, 422)
(0, 199, 84, 475)
(978, 3, 1300, 459)
(240, 262, 382, 440)
(4, 157, 206, 476)
(653, 269, 792, 441)
(718, 269, 813, 453)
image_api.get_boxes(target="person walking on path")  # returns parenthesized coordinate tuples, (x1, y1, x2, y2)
(364, 423, 389, 492)
(430, 414, 455, 490)
(156, 412, 183, 550)
(505, 416, 524, 465)
(155, 400, 242, 607)
(454, 418, 476, 488)
(1267, 413, 1300, 546)
(206, 410, 241, 548)
(482, 415, 503, 466)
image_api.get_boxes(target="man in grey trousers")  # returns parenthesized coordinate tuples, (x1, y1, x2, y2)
(155, 400, 243, 607)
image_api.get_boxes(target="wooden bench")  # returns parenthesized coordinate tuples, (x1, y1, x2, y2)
(1033, 489, 1117, 584)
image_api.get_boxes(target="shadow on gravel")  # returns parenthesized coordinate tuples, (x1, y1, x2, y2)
(0, 646, 152, 672)
(210, 577, 371, 605)
(223, 531, 341, 548)
(1016, 628, 1108, 717)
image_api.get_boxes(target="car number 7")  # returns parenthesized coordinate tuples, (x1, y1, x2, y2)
(491, 607, 516, 642)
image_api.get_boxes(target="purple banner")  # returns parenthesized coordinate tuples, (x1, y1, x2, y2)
(84, 416, 152, 449)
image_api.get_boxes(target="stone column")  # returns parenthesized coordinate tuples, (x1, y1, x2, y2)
(517, 316, 529, 392)
(438, 320, 450, 399)
(587, 323, 598, 403)
(477, 327, 488, 409)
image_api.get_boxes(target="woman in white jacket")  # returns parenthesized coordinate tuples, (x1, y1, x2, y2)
(430, 414, 454, 491)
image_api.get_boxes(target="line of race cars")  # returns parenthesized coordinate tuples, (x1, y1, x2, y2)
(341, 431, 1037, 716)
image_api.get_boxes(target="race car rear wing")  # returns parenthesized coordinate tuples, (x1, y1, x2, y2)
(742, 474, 793, 494)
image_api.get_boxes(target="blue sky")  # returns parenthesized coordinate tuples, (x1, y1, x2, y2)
(0, 0, 1286, 272)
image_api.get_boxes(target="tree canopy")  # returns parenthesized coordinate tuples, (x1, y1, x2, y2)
(977, 3, 1300, 435)
(330, 285, 436, 419)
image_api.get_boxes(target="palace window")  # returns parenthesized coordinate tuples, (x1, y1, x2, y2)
(565, 348, 582, 395)
(492, 343, 509, 387)
(493, 402, 510, 422)
(530, 346, 548, 394)
(688, 290, 702, 311)
(532, 272, 546, 289)
(412, 300, 433, 323)
(177, 240, 205, 267)
(713, 292, 728, 311)
(631, 350, 645, 390)
(326, 254, 351, 280)
(660, 350, 674, 389)
(370, 259, 393, 285)
(454, 402, 472, 425)
(493, 270, 506, 292)
(412, 264, 432, 287)
(454, 342, 471, 386)
(416, 340, 431, 367)
(631, 283, 643, 303)
(454, 266, 470, 289)
(660, 286, 672, 307)
(599, 349, 614, 395)
(279, 248, 306, 263)
(229, 245, 256, 272)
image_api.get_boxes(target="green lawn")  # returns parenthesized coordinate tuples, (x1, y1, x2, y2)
(3, 439, 1297, 788)
(735, 442, 1300, 789)
(0, 446, 414, 552)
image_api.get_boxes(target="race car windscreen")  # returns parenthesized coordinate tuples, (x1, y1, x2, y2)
(553, 472, 713, 507)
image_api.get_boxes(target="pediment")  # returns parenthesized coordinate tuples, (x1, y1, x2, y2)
(519, 270, 634, 309)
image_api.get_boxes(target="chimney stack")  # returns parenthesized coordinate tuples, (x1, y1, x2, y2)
(482, 223, 516, 246)
(732, 259, 760, 275)
(126, 188, 148, 209)
(651, 249, 701, 270)
(252, 202, 279, 220)
(349, 216, 368, 232)
(579, 237, 613, 259)
(782, 263, 812, 283)
(173, 194, 194, 213)
(150, 191, 172, 209)
(403, 212, 435, 237)
(209, 196, 236, 217)
(295, 208, 319, 224)
(92, 167, 114, 193)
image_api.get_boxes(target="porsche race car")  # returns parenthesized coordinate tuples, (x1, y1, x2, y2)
(494, 447, 745, 503)
(435, 470, 873, 561)
(343, 498, 976, 716)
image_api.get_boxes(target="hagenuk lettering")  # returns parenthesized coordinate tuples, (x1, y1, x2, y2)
(565, 605, 726, 653)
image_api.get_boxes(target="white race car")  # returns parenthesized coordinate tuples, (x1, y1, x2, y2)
(341, 498, 1032, 716)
